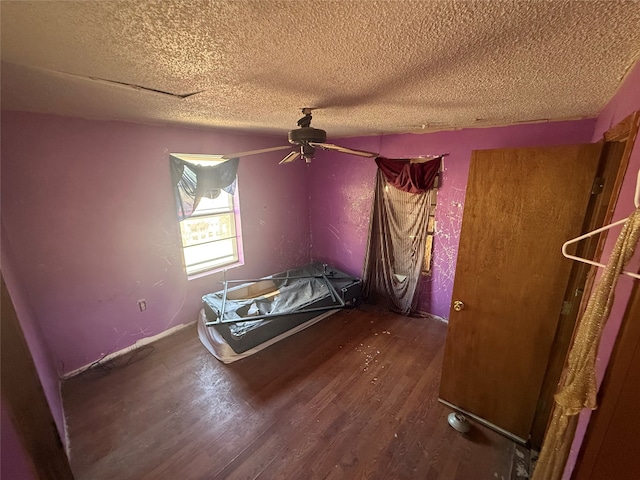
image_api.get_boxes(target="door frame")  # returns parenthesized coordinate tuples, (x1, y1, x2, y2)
(1, 273, 75, 479)
(571, 281, 640, 479)
(530, 111, 640, 447)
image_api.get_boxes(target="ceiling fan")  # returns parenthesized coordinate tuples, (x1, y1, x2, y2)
(221, 108, 378, 164)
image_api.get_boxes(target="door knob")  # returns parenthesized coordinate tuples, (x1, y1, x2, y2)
(453, 300, 465, 312)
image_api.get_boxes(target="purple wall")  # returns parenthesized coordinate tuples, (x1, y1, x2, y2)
(1, 112, 311, 375)
(564, 61, 640, 479)
(309, 119, 596, 318)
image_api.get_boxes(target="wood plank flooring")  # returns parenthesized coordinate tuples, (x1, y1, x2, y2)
(63, 306, 514, 480)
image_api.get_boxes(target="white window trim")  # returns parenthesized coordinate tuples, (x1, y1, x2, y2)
(172, 153, 244, 279)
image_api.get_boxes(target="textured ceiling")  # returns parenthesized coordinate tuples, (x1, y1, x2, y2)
(1, 0, 639, 137)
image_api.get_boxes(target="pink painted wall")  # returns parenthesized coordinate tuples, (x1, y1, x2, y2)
(564, 61, 640, 479)
(308, 119, 596, 318)
(1, 396, 38, 480)
(1, 112, 311, 375)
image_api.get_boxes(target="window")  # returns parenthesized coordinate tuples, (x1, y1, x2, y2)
(180, 188, 240, 274)
(422, 187, 438, 276)
(171, 154, 242, 276)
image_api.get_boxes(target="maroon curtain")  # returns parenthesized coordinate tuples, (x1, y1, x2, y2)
(375, 157, 440, 194)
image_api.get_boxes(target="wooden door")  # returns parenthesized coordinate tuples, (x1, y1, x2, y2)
(439, 144, 602, 442)
(1, 274, 75, 479)
(572, 283, 640, 480)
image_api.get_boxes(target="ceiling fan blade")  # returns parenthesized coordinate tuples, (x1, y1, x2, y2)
(309, 142, 378, 158)
(279, 150, 301, 164)
(222, 145, 291, 160)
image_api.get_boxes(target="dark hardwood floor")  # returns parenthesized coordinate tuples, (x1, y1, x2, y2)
(63, 306, 514, 480)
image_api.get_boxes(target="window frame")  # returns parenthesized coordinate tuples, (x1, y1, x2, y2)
(422, 186, 438, 276)
(171, 153, 244, 278)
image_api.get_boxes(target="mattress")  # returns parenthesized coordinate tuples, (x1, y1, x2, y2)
(198, 263, 362, 362)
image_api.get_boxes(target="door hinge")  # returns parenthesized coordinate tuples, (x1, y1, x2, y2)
(591, 176, 605, 195)
(561, 301, 572, 315)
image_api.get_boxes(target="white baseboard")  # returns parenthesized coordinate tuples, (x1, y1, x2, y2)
(61, 321, 196, 380)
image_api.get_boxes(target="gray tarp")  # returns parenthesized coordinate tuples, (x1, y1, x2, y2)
(202, 264, 341, 337)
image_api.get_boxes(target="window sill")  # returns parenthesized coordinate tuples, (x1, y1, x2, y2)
(186, 260, 244, 281)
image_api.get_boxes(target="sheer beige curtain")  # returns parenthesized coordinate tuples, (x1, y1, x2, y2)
(533, 207, 640, 480)
(362, 169, 434, 314)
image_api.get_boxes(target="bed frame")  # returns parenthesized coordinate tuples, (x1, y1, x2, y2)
(197, 263, 362, 362)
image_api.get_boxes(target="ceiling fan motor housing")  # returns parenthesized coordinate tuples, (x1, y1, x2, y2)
(288, 127, 327, 145)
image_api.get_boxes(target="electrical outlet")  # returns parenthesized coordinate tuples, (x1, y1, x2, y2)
(138, 299, 147, 312)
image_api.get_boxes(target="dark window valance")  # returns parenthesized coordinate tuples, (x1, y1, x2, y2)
(170, 156, 239, 221)
(375, 157, 441, 194)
